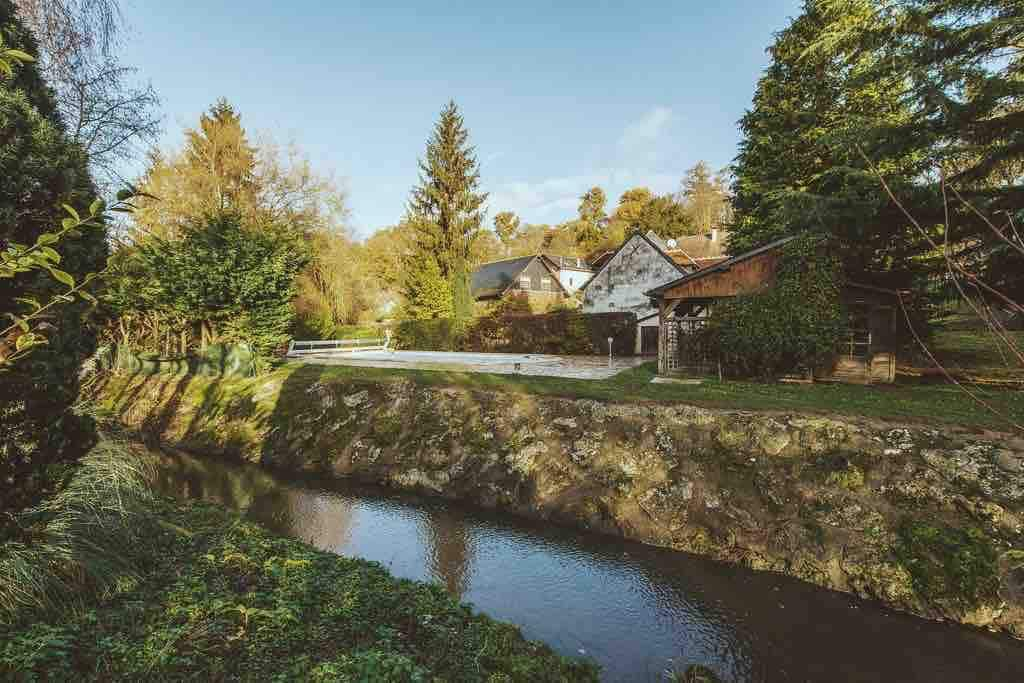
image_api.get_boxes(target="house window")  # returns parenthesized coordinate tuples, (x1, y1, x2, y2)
(541, 277, 552, 291)
(520, 276, 531, 290)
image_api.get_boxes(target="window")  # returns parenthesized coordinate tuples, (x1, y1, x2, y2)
(520, 276, 531, 289)
(541, 277, 552, 291)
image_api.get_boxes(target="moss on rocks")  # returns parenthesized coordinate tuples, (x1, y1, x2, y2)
(91, 368, 1024, 638)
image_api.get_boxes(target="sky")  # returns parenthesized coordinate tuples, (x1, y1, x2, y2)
(119, 1, 803, 238)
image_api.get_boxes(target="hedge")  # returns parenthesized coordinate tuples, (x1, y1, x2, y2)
(394, 311, 636, 355)
(100, 343, 257, 378)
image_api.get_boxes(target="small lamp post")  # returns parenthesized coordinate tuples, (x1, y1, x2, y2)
(607, 336, 613, 368)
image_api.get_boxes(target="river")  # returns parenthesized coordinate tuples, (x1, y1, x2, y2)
(144, 448, 1024, 682)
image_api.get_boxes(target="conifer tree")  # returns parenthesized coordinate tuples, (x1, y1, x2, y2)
(574, 187, 607, 249)
(406, 101, 487, 320)
(1, 0, 104, 515)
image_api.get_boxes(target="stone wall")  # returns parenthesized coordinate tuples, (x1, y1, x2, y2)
(95, 369, 1024, 638)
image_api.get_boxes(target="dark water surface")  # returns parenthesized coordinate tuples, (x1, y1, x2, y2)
(145, 449, 1024, 682)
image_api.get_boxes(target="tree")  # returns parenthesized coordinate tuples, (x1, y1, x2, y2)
(107, 213, 310, 359)
(729, 1, 921, 286)
(610, 187, 654, 237)
(493, 210, 521, 246)
(132, 98, 261, 238)
(806, 0, 1024, 300)
(0, 0, 105, 516)
(574, 187, 608, 249)
(14, 0, 160, 186)
(680, 161, 731, 234)
(401, 254, 453, 320)
(405, 101, 487, 320)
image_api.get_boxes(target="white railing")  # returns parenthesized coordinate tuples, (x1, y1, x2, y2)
(287, 331, 391, 357)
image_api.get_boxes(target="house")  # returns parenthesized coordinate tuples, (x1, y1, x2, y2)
(471, 254, 592, 310)
(645, 235, 902, 384)
(665, 229, 730, 270)
(581, 231, 693, 355)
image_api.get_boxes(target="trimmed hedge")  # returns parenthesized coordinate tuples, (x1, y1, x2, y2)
(394, 311, 636, 355)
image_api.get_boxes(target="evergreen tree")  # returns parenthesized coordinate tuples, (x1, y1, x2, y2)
(730, 1, 921, 285)
(133, 97, 259, 239)
(680, 161, 731, 234)
(1, 0, 104, 517)
(406, 101, 487, 319)
(575, 187, 608, 249)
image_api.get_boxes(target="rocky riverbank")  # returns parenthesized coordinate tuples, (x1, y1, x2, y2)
(92, 366, 1024, 637)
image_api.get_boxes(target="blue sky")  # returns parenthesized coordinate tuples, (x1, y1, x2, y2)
(120, 1, 802, 237)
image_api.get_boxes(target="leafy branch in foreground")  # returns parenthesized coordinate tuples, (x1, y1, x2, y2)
(1, 189, 148, 367)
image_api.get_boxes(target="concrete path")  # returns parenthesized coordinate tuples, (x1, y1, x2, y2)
(295, 350, 649, 380)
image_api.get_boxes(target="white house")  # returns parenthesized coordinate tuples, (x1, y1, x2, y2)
(581, 230, 730, 354)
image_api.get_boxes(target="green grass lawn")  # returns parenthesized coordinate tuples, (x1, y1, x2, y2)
(284, 361, 1024, 433)
(926, 329, 1024, 381)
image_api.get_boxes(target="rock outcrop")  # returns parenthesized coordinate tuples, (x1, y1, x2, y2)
(96, 370, 1024, 638)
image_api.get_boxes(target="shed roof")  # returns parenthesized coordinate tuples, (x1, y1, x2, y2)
(645, 234, 798, 298)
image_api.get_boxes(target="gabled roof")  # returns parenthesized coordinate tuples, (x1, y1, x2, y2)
(645, 234, 798, 298)
(470, 254, 568, 300)
(580, 231, 690, 294)
(471, 256, 536, 299)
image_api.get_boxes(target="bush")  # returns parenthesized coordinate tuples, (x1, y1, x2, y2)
(698, 235, 844, 379)
(395, 311, 637, 355)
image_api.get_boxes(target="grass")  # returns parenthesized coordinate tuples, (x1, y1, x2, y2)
(0, 441, 156, 623)
(926, 329, 1024, 381)
(266, 360, 1024, 433)
(0, 496, 597, 681)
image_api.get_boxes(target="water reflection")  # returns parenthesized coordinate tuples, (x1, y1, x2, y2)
(143, 448, 1024, 682)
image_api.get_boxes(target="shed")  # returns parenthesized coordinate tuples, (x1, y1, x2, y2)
(645, 236, 902, 384)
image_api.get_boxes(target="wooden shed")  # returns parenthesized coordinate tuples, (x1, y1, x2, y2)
(645, 236, 902, 384)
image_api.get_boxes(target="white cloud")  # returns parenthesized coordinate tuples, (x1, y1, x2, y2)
(618, 106, 673, 153)
(485, 107, 683, 224)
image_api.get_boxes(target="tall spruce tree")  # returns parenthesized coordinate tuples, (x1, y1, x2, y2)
(406, 101, 487, 320)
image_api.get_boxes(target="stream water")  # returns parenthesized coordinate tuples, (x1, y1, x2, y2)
(144, 448, 1024, 682)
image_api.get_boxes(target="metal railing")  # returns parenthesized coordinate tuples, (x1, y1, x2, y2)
(287, 332, 390, 357)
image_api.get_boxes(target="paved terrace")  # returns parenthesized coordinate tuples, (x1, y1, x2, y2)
(293, 350, 649, 380)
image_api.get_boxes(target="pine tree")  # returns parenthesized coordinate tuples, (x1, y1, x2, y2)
(406, 101, 487, 320)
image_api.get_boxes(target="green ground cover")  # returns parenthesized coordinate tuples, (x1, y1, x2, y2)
(0, 495, 597, 681)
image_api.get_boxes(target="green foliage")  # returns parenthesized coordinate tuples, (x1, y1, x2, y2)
(894, 518, 1000, 608)
(699, 236, 845, 379)
(0, 441, 155, 622)
(0, 2, 108, 518)
(107, 213, 310, 363)
(394, 317, 465, 351)
(0, 498, 598, 681)
(395, 311, 636, 356)
(400, 254, 454, 320)
(405, 101, 488, 321)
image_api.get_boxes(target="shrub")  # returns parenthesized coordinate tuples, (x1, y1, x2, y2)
(698, 235, 844, 379)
